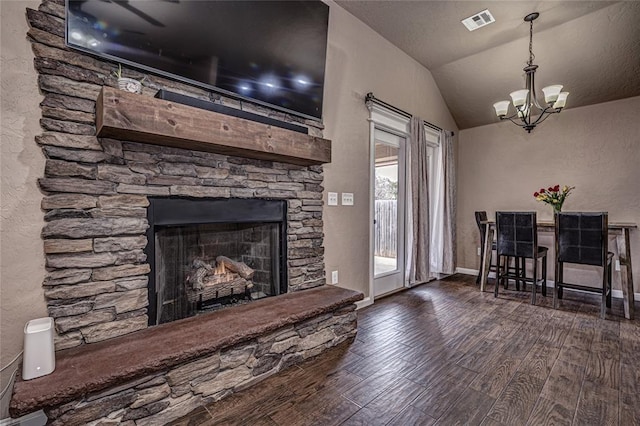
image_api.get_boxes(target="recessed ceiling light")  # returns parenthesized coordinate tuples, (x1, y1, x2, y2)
(461, 9, 495, 31)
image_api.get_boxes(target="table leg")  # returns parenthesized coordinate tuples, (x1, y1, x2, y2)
(616, 229, 634, 320)
(480, 224, 494, 292)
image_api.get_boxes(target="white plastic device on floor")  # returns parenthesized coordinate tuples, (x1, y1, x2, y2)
(22, 317, 55, 380)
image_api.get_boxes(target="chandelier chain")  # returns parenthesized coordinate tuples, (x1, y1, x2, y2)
(528, 19, 535, 66)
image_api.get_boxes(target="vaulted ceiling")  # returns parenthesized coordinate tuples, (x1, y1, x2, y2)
(336, 1, 640, 130)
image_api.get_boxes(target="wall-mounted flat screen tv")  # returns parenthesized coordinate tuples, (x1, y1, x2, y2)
(66, 0, 329, 120)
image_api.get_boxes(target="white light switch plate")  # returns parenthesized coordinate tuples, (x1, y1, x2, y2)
(341, 193, 354, 206)
(331, 270, 339, 284)
(327, 192, 338, 206)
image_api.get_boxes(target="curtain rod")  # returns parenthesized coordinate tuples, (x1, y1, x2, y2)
(365, 92, 454, 136)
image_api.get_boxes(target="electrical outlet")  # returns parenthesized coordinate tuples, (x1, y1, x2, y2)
(341, 193, 354, 206)
(331, 270, 339, 284)
(615, 259, 621, 271)
(327, 192, 338, 206)
(477, 247, 481, 256)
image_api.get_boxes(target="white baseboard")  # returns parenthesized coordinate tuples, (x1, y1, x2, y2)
(355, 297, 373, 310)
(454, 268, 640, 300)
(455, 267, 479, 276)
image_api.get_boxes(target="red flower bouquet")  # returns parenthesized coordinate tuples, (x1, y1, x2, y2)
(533, 185, 574, 213)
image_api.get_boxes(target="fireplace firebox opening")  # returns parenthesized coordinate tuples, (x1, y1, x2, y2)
(145, 198, 288, 325)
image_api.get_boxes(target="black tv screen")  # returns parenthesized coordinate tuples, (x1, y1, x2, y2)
(66, 0, 329, 120)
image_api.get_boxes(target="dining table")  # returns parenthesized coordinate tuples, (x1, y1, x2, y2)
(479, 219, 637, 319)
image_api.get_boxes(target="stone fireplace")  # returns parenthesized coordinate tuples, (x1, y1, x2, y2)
(42, 130, 327, 348)
(146, 197, 288, 325)
(21, 0, 347, 347)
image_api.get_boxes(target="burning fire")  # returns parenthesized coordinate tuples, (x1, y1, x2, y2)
(213, 261, 227, 275)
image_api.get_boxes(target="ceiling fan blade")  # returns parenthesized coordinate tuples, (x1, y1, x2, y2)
(112, 0, 165, 27)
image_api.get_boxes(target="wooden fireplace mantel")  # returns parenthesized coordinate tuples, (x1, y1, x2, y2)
(96, 87, 331, 166)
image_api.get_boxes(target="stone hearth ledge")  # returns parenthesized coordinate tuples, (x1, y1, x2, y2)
(10, 285, 363, 417)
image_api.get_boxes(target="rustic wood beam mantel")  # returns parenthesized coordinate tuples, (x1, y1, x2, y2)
(96, 87, 331, 166)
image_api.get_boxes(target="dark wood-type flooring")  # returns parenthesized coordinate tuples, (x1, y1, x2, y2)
(172, 274, 640, 425)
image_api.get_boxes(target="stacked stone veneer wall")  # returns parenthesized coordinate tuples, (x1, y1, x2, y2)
(26, 0, 327, 350)
(43, 306, 357, 426)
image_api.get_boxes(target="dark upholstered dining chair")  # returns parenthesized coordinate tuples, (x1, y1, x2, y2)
(475, 211, 524, 288)
(554, 212, 613, 319)
(494, 212, 548, 304)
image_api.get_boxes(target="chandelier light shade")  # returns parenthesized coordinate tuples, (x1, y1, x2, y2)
(493, 12, 569, 133)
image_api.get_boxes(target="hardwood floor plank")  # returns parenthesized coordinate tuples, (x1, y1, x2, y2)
(563, 329, 594, 352)
(479, 417, 509, 426)
(557, 346, 590, 367)
(342, 377, 425, 426)
(526, 396, 573, 426)
(387, 405, 436, 426)
(443, 325, 492, 353)
(205, 385, 297, 424)
(399, 342, 449, 365)
(502, 329, 540, 359)
(537, 319, 571, 349)
(268, 404, 313, 426)
(539, 359, 585, 411)
(620, 361, 640, 394)
(619, 392, 640, 426)
(619, 335, 640, 365)
(411, 377, 467, 419)
(469, 356, 523, 399)
(574, 380, 618, 426)
(250, 417, 280, 426)
(584, 345, 620, 390)
(410, 353, 476, 390)
(484, 317, 524, 341)
(344, 347, 417, 379)
(486, 372, 546, 426)
(167, 407, 213, 425)
(434, 387, 495, 426)
(518, 342, 560, 382)
(619, 321, 640, 342)
(340, 371, 404, 407)
(297, 394, 360, 426)
(456, 339, 507, 373)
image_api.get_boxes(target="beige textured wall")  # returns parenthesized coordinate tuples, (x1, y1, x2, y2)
(322, 2, 458, 299)
(0, 0, 48, 415)
(457, 96, 640, 292)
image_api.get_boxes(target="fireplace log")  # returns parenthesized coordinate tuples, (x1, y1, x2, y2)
(216, 256, 255, 279)
(186, 257, 255, 302)
(189, 258, 213, 290)
(187, 277, 253, 303)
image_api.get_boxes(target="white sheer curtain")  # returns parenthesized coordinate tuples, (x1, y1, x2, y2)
(430, 130, 456, 274)
(441, 130, 457, 274)
(430, 134, 445, 273)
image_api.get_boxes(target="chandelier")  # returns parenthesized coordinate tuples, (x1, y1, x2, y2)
(493, 12, 569, 133)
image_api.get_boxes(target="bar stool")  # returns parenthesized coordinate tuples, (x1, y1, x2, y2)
(554, 212, 613, 319)
(475, 211, 524, 289)
(494, 212, 548, 304)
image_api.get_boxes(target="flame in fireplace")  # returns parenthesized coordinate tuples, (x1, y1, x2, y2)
(213, 261, 227, 275)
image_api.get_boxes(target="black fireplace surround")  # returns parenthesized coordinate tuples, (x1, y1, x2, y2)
(145, 198, 288, 325)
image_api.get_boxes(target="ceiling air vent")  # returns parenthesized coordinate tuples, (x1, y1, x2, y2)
(461, 9, 495, 31)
